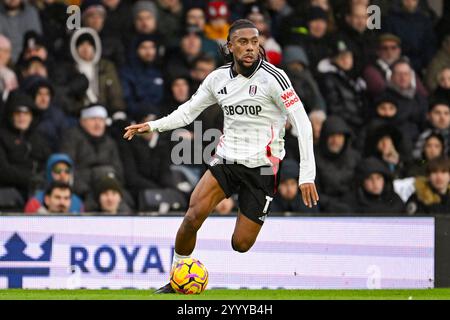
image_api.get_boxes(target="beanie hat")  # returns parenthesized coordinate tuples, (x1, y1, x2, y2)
(306, 6, 328, 23)
(207, 1, 229, 20)
(279, 159, 299, 182)
(95, 176, 123, 199)
(282, 45, 310, 67)
(132, 1, 158, 20)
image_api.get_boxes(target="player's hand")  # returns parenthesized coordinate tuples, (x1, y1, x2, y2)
(299, 183, 319, 208)
(123, 122, 151, 141)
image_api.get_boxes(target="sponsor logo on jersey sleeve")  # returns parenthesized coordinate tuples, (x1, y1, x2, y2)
(280, 88, 300, 109)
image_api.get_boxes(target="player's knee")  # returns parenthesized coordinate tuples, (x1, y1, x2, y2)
(182, 205, 205, 232)
(231, 237, 253, 253)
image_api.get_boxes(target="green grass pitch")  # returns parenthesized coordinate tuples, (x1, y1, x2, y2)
(1, 289, 450, 300)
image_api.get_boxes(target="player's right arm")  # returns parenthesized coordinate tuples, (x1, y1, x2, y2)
(123, 73, 217, 140)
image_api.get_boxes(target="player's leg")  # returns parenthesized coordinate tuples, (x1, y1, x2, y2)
(174, 169, 226, 257)
(230, 164, 279, 253)
(154, 169, 226, 294)
(231, 210, 263, 253)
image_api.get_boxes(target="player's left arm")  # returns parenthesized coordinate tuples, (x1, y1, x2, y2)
(271, 69, 319, 208)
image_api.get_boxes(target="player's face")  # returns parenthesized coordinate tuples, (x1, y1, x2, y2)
(228, 28, 259, 69)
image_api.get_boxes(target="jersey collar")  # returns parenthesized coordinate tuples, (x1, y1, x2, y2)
(230, 59, 263, 79)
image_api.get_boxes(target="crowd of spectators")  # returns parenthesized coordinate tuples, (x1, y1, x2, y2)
(0, 0, 449, 215)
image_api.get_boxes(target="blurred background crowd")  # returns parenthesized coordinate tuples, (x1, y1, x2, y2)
(0, 0, 449, 216)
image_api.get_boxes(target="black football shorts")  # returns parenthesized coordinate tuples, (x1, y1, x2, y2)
(207, 156, 281, 225)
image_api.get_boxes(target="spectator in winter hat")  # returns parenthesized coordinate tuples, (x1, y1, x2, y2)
(120, 34, 164, 121)
(24, 153, 84, 214)
(0, 91, 51, 200)
(282, 45, 326, 113)
(343, 157, 405, 214)
(85, 175, 132, 215)
(59, 103, 124, 198)
(204, 1, 230, 42)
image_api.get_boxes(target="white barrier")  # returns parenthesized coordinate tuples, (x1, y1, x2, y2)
(0, 216, 434, 289)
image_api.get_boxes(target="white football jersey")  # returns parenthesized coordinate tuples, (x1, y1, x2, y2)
(148, 60, 316, 184)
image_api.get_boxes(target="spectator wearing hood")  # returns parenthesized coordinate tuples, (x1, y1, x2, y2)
(24, 153, 84, 214)
(271, 159, 319, 213)
(425, 35, 450, 92)
(318, 38, 367, 133)
(407, 132, 446, 177)
(363, 123, 411, 179)
(343, 157, 405, 214)
(384, 58, 428, 144)
(120, 34, 164, 121)
(69, 27, 125, 116)
(60, 104, 124, 198)
(161, 74, 190, 116)
(0, 91, 50, 199)
(23, 76, 70, 152)
(81, 2, 125, 68)
(315, 116, 360, 213)
(383, 0, 437, 74)
(84, 175, 132, 215)
(413, 99, 450, 160)
(0, 34, 18, 103)
(282, 45, 326, 113)
(0, 0, 42, 63)
(406, 157, 450, 214)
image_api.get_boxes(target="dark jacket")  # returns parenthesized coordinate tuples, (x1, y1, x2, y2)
(337, 23, 377, 76)
(315, 116, 361, 213)
(59, 126, 124, 198)
(0, 93, 51, 197)
(406, 177, 450, 214)
(384, 6, 437, 73)
(120, 60, 164, 121)
(318, 59, 367, 132)
(117, 132, 175, 198)
(363, 122, 411, 179)
(343, 157, 405, 214)
(384, 86, 428, 144)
